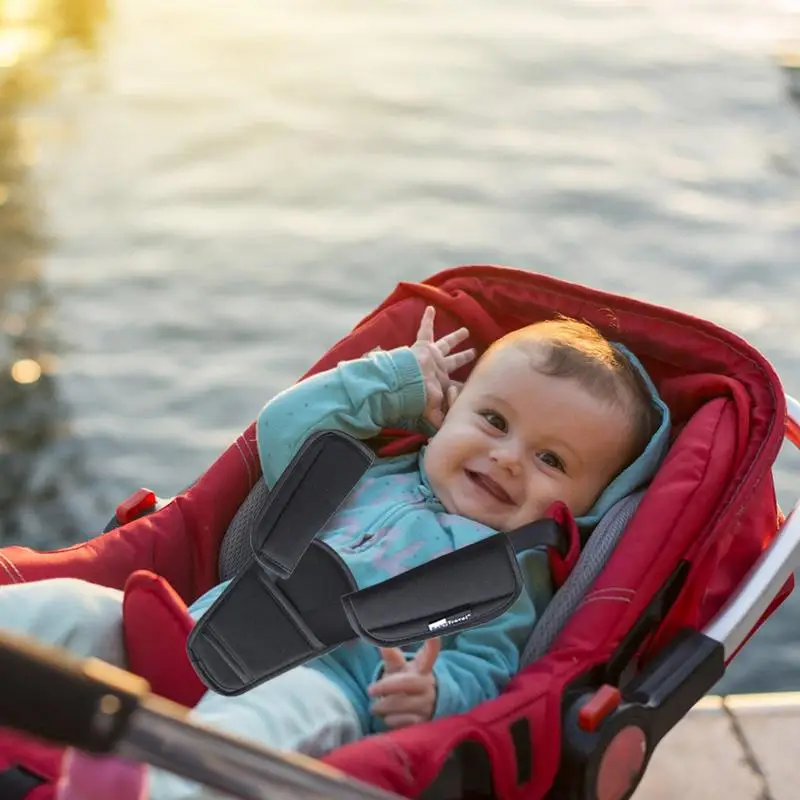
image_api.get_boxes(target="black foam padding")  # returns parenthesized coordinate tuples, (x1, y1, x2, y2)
(251, 431, 374, 578)
(342, 534, 523, 647)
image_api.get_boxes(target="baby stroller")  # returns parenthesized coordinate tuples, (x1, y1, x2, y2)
(0, 264, 795, 800)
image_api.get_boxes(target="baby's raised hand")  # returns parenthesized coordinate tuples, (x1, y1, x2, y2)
(411, 306, 475, 428)
(368, 637, 441, 729)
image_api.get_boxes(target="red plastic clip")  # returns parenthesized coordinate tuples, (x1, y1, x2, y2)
(115, 488, 157, 525)
(577, 684, 622, 733)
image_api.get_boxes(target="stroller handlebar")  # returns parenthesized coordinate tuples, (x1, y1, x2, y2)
(703, 393, 800, 659)
(0, 630, 403, 800)
(118, 703, 402, 800)
(0, 629, 149, 754)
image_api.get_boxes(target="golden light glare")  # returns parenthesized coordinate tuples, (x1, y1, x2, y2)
(10, 358, 42, 384)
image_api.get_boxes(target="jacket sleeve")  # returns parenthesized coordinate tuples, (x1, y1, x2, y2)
(256, 347, 426, 488)
(431, 548, 554, 719)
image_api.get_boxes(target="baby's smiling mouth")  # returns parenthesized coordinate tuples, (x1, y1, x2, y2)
(465, 470, 514, 505)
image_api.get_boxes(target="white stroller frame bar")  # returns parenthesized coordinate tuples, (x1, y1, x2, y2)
(705, 394, 800, 659)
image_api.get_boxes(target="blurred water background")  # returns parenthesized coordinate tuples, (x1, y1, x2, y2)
(2, 0, 800, 694)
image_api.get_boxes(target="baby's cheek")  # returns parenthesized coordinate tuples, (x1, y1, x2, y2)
(525, 480, 564, 520)
(564, 484, 598, 520)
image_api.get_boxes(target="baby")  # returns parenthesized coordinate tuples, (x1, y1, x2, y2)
(0, 308, 670, 800)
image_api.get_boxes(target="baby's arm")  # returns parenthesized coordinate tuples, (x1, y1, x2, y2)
(256, 347, 425, 487)
(431, 548, 553, 718)
(431, 595, 534, 718)
(257, 307, 473, 487)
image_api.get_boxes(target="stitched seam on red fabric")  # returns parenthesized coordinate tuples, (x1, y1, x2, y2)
(233, 436, 255, 487)
(0, 552, 23, 584)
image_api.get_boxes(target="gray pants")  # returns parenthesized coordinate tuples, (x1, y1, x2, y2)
(0, 578, 363, 800)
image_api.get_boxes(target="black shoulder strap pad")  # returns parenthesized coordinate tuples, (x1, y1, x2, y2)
(249, 430, 375, 578)
(342, 518, 565, 647)
(188, 430, 373, 695)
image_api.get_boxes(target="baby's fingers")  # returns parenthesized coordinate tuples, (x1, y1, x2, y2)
(382, 713, 427, 730)
(443, 348, 476, 373)
(413, 637, 441, 674)
(371, 691, 430, 717)
(415, 306, 436, 343)
(379, 647, 409, 676)
(434, 327, 469, 356)
(424, 382, 446, 429)
(368, 671, 431, 698)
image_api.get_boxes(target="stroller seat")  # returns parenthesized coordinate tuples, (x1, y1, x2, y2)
(0, 264, 791, 800)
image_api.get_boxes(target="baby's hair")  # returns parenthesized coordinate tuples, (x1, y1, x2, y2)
(485, 317, 661, 464)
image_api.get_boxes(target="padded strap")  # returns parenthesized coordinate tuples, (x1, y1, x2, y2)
(188, 427, 570, 695)
(188, 430, 373, 695)
(343, 518, 565, 646)
(188, 540, 361, 695)
(344, 535, 522, 646)
(250, 430, 374, 578)
(508, 518, 568, 556)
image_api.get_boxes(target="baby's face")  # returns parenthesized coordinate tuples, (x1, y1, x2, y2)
(423, 346, 636, 531)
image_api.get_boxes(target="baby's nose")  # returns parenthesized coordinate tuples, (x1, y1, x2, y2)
(491, 443, 522, 473)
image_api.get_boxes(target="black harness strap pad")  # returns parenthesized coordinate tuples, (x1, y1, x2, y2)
(187, 542, 358, 696)
(249, 430, 375, 578)
(342, 534, 523, 647)
(341, 518, 563, 647)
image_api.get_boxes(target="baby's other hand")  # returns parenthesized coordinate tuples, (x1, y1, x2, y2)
(368, 637, 441, 728)
(410, 306, 475, 428)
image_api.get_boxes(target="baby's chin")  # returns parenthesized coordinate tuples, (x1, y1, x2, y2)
(441, 488, 512, 529)
(425, 458, 518, 527)
(431, 483, 460, 517)
(425, 472, 467, 518)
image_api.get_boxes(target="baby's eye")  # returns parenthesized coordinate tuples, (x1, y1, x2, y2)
(480, 410, 507, 432)
(538, 451, 566, 473)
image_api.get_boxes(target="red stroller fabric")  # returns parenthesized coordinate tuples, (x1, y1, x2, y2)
(0, 265, 788, 800)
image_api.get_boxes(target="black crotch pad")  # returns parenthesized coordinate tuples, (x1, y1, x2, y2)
(187, 542, 357, 696)
(188, 429, 373, 696)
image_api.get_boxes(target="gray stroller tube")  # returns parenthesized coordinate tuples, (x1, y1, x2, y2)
(0, 630, 402, 800)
